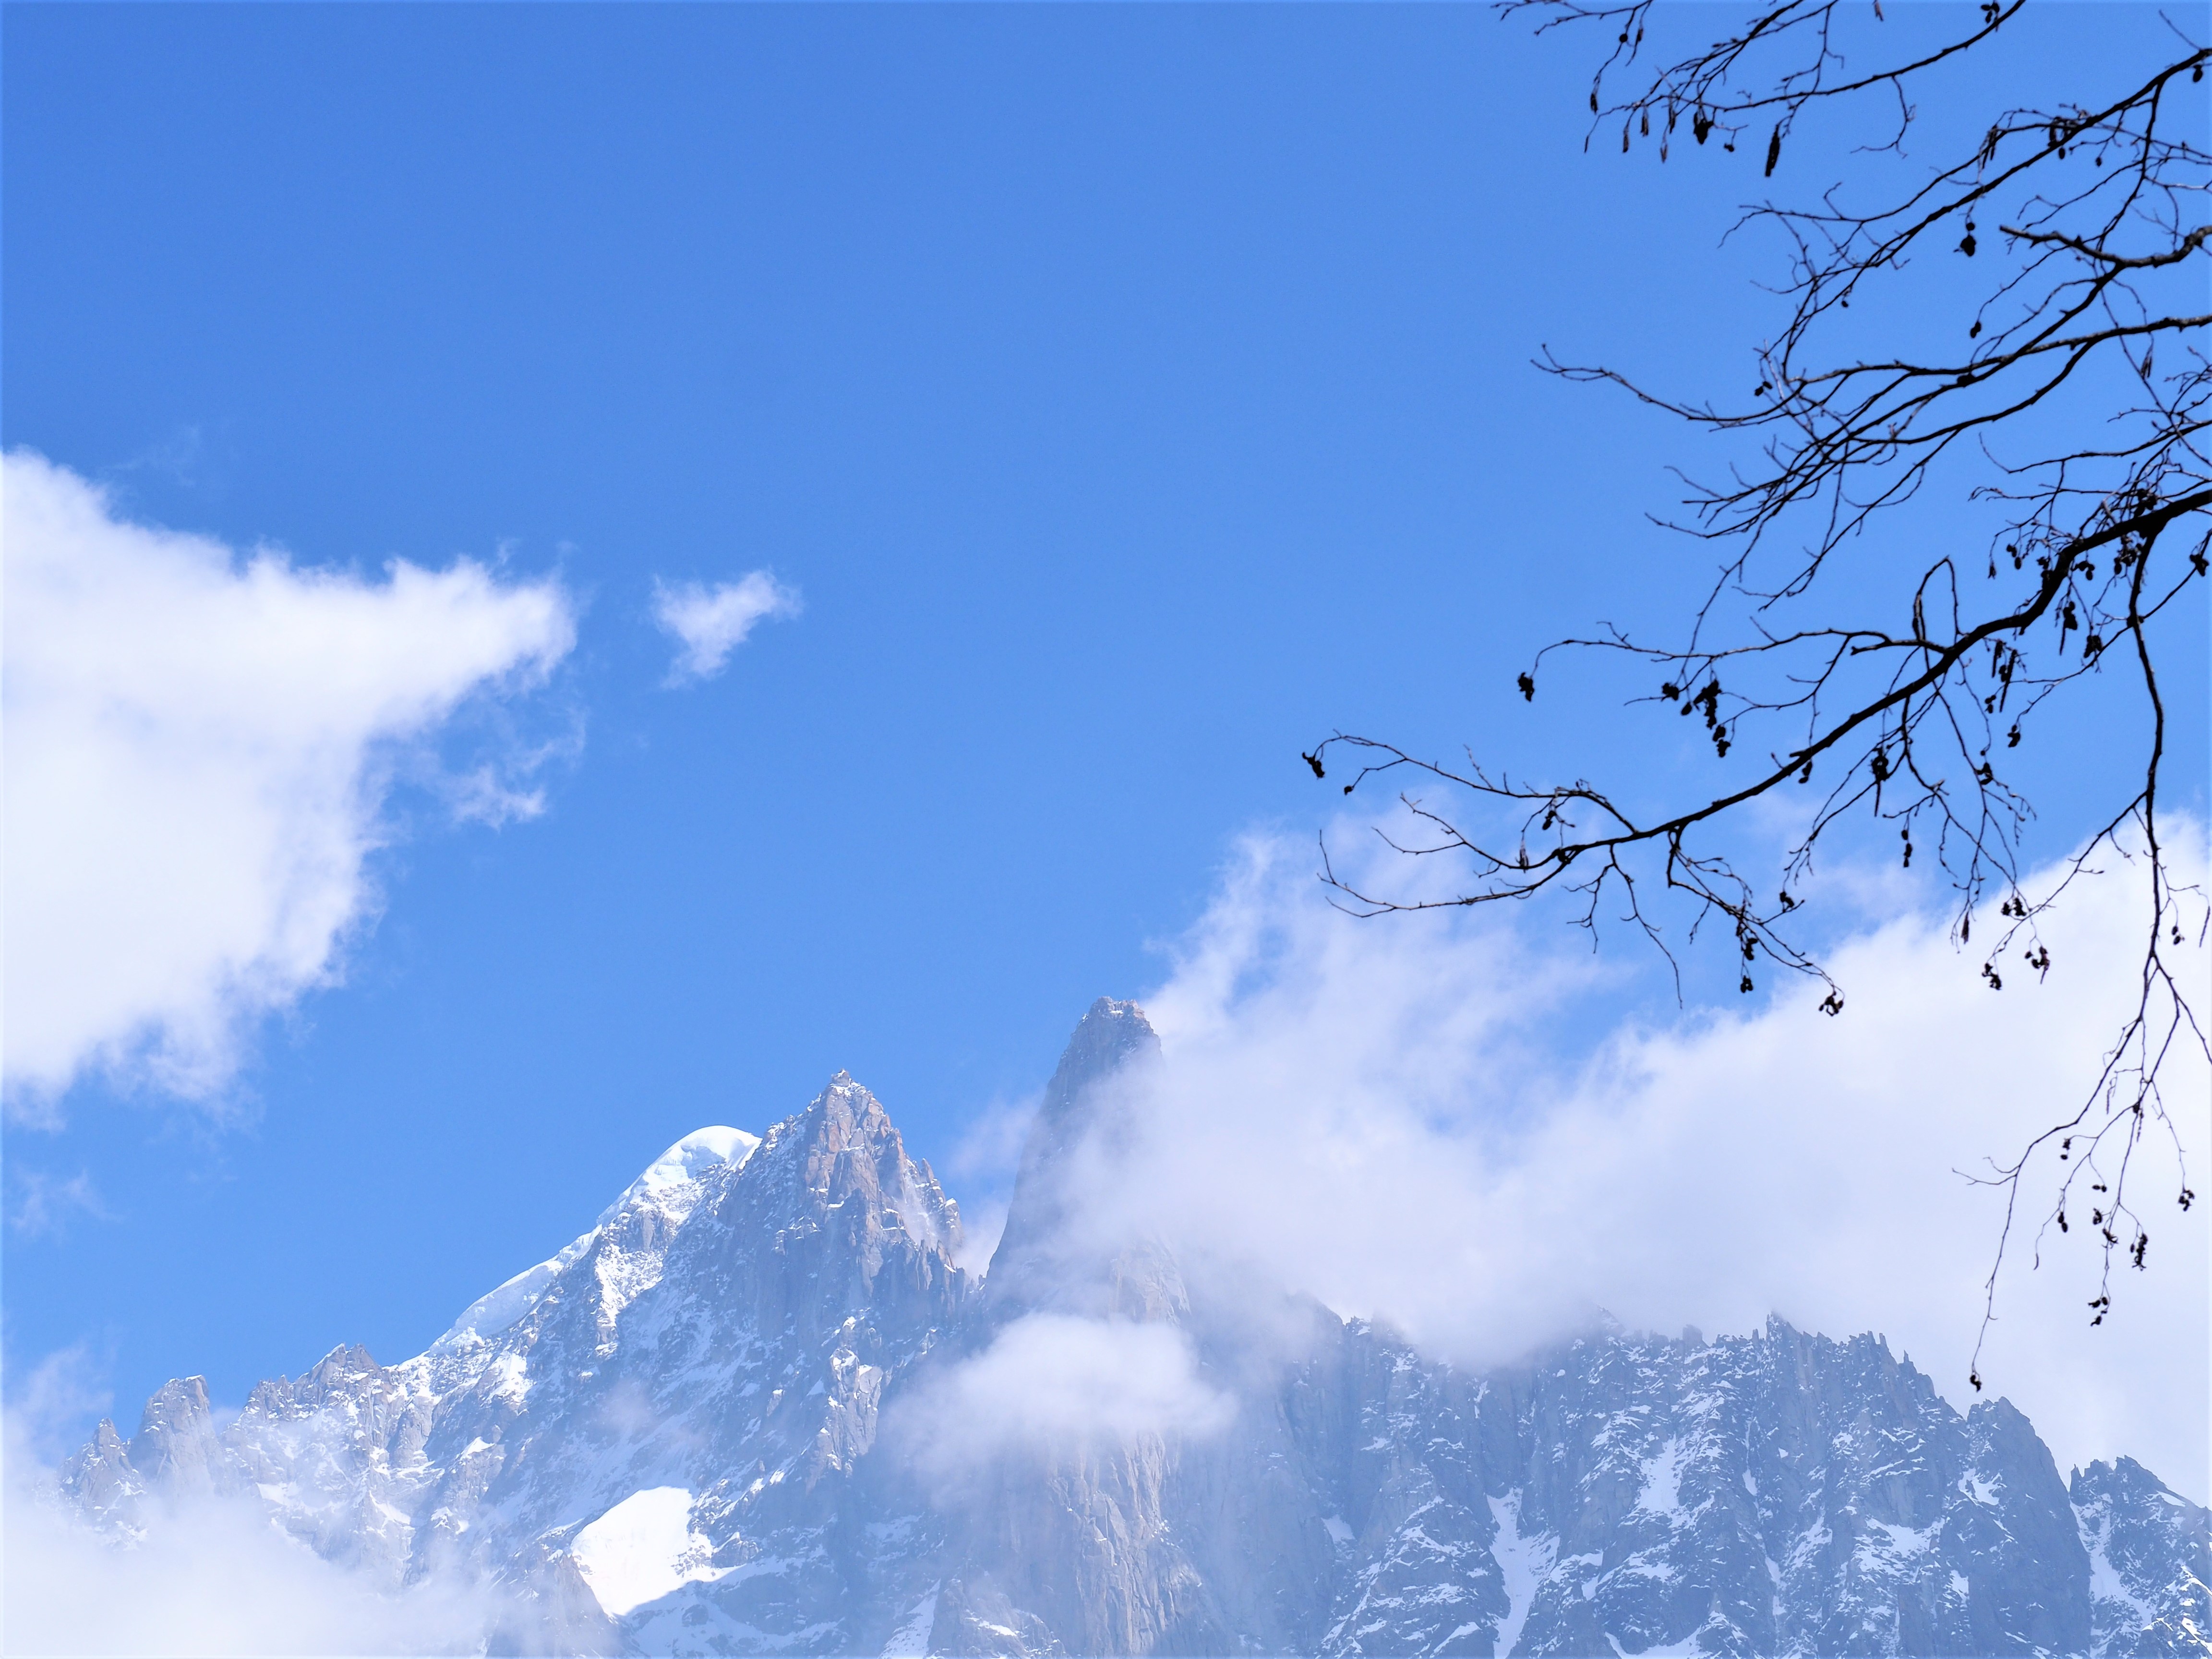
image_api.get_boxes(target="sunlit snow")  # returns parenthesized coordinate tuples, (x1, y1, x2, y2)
(570, 1486, 722, 1617)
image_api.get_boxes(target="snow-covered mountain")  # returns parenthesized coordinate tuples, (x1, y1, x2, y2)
(62, 1000, 2211, 1657)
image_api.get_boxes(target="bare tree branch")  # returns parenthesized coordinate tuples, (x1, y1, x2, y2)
(1309, 1, 2211, 1381)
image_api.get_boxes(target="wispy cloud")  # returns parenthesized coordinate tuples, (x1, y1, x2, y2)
(942, 1091, 1039, 1273)
(651, 572, 801, 684)
(5, 1346, 114, 1465)
(1, 449, 577, 1118)
(6, 1169, 113, 1238)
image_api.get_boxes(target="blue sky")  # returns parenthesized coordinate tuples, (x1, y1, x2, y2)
(4, 2, 2205, 1487)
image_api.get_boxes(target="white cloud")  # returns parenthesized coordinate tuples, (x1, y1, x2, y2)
(0, 1349, 536, 1656)
(651, 572, 801, 683)
(1, 450, 577, 1115)
(1036, 826, 2209, 1500)
(890, 1314, 1235, 1481)
(3, 1469, 514, 1656)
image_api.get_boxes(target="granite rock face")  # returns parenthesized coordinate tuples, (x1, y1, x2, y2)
(63, 1000, 2211, 1657)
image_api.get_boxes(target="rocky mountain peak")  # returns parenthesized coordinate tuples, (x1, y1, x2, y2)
(129, 1375, 222, 1495)
(986, 996, 1165, 1316)
(1047, 998, 1160, 1103)
(57, 1417, 141, 1533)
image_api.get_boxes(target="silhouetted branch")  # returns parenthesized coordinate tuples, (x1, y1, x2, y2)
(1310, 1, 2210, 1376)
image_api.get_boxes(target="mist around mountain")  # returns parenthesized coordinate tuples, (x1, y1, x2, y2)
(22, 999, 2210, 1658)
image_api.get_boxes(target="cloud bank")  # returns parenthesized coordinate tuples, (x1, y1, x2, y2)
(1049, 829, 2209, 1500)
(0, 1351, 548, 1658)
(890, 1314, 1235, 1483)
(1, 450, 577, 1115)
(652, 572, 801, 683)
(3, 1479, 513, 1658)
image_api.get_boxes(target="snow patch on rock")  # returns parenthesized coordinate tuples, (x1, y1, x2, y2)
(1635, 1437, 1684, 1518)
(570, 1485, 723, 1617)
(880, 1583, 940, 1658)
(1488, 1490, 1553, 1659)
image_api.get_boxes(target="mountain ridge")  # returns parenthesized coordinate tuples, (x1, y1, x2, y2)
(58, 1001, 2212, 1658)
